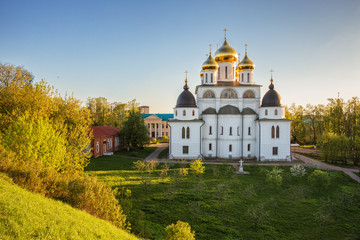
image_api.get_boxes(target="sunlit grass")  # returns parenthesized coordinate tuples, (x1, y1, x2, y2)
(87, 155, 360, 240)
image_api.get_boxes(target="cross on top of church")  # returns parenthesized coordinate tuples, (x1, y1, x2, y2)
(224, 28, 227, 40)
(209, 44, 212, 54)
(184, 70, 188, 81)
(245, 44, 248, 55)
(270, 69, 274, 82)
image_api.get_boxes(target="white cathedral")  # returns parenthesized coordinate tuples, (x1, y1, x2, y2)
(169, 35, 291, 161)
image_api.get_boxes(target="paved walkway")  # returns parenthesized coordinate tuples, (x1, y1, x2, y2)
(292, 153, 360, 183)
(143, 145, 360, 183)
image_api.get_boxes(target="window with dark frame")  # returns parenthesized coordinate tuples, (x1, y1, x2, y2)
(209, 126, 212, 135)
(272, 147, 278, 155)
(248, 144, 251, 151)
(182, 127, 185, 139)
(276, 126, 280, 138)
(248, 127, 251, 135)
(186, 127, 190, 139)
(229, 127, 232, 135)
(209, 143, 212, 150)
(225, 66, 228, 79)
(229, 144, 232, 152)
(183, 146, 189, 154)
(271, 126, 275, 139)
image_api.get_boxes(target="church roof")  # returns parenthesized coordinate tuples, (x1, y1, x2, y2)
(176, 80, 197, 108)
(202, 107, 217, 115)
(261, 79, 282, 107)
(218, 105, 241, 115)
(241, 107, 257, 115)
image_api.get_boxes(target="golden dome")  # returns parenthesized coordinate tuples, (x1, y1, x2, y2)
(202, 54, 219, 71)
(237, 54, 255, 71)
(214, 40, 238, 63)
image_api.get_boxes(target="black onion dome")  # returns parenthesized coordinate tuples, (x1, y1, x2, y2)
(261, 80, 282, 107)
(176, 80, 197, 108)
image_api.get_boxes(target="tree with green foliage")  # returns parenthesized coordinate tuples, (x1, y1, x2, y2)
(165, 220, 195, 240)
(266, 166, 283, 189)
(0, 63, 34, 87)
(247, 203, 269, 228)
(290, 164, 306, 177)
(190, 159, 205, 176)
(121, 108, 149, 148)
(308, 170, 330, 192)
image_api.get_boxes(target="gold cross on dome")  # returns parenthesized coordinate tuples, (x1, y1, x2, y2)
(209, 44, 212, 54)
(245, 44, 248, 55)
(184, 70, 188, 80)
(270, 69, 274, 82)
(224, 28, 227, 40)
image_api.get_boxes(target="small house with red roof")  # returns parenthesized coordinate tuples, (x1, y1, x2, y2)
(90, 126, 122, 158)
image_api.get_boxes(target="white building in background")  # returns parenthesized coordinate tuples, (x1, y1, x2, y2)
(169, 34, 291, 161)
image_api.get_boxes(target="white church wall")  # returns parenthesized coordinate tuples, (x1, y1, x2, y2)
(173, 107, 199, 120)
(259, 106, 283, 119)
(217, 115, 242, 158)
(242, 115, 257, 158)
(259, 121, 291, 161)
(169, 121, 203, 159)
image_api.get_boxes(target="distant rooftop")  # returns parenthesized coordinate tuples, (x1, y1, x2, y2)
(142, 113, 173, 121)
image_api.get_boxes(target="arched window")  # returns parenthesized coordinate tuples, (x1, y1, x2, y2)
(96, 142, 99, 153)
(205, 73, 208, 83)
(221, 126, 223, 135)
(183, 110, 186, 116)
(220, 89, 238, 99)
(248, 127, 251, 135)
(242, 73, 244, 82)
(275, 109, 278, 115)
(229, 144, 232, 152)
(203, 90, 215, 98)
(243, 90, 255, 98)
(225, 66, 228, 79)
(209, 126, 212, 135)
(271, 126, 275, 139)
(182, 127, 185, 139)
(218, 68, 220, 79)
(265, 109, 268, 116)
(276, 126, 280, 138)
(175, 110, 177, 116)
(192, 110, 195, 116)
(247, 73, 250, 82)
(186, 127, 190, 139)
(211, 73, 213, 82)
(229, 127, 232, 135)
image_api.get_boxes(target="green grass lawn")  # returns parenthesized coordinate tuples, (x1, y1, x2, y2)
(86, 155, 360, 240)
(157, 147, 169, 159)
(0, 175, 140, 240)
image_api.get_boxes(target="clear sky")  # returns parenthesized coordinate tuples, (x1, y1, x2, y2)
(1, 0, 360, 113)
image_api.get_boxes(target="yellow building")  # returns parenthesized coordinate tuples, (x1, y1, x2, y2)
(142, 114, 173, 139)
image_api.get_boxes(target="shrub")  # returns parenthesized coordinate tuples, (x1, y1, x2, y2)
(308, 170, 330, 192)
(266, 167, 284, 189)
(190, 159, 205, 176)
(290, 164, 306, 177)
(165, 220, 195, 240)
(0, 146, 128, 230)
(179, 167, 188, 177)
(130, 151, 138, 157)
(247, 203, 269, 228)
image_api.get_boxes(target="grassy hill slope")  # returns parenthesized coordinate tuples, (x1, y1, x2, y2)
(0, 177, 140, 240)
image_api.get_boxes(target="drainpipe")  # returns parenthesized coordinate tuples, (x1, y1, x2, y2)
(200, 120, 205, 159)
(216, 113, 219, 158)
(258, 120, 261, 161)
(241, 114, 244, 159)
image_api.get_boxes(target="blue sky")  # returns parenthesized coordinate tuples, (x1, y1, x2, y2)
(1, 0, 360, 112)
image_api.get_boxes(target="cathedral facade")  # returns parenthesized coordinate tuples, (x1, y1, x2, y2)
(169, 36, 291, 161)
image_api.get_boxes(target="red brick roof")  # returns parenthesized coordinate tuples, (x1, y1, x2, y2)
(90, 126, 120, 138)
